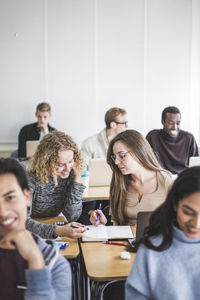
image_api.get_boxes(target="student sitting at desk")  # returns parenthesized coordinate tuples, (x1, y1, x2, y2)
(0, 158, 72, 300)
(17, 102, 56, 159)
(26, 131, 86, 239)
(90, 129, 174, 226)
(81, 106, 128, 168)
(126, 166, 200, 300)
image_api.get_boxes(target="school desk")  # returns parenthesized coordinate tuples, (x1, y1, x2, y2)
(80, 226, 136, 299)
(83, 185, 109, 201)
(34, 216, 80, 259)
(34, 216, 81, 300)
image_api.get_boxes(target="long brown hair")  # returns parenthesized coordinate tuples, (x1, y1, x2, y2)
(30, 131, 83, 185)
(107, 129, 163, 224)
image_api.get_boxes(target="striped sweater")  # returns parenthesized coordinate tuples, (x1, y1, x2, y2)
(26, 171, 85, 238)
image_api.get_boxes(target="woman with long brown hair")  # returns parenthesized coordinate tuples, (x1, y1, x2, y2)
(90, 129, 174, 226)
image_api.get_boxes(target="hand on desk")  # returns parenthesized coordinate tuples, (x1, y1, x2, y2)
(89, 210, 107, 226)
(54, 222, 86, 239)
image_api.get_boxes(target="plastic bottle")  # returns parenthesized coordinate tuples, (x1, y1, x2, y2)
(81, 170, 90, 191)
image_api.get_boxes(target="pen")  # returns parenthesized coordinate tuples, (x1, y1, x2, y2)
(70, 224, 89, 230)
(96, 203, 102, 224)
(105, 241, 127, 246)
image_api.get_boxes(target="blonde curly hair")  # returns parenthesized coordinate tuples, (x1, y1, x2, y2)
(30, 131, 84, 185)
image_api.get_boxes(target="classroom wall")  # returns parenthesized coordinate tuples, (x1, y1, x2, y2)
(0, 0, 199, 150)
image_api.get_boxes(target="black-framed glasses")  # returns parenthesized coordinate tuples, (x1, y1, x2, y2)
(115, 121, 128, 126)
(111, 151, 130, 162)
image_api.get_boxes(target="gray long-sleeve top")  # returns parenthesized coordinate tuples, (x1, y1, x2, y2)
(26, 171, 85, 239)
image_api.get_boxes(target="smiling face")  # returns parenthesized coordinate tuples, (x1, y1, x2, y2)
(162, 113, 181, 137)
(55, 150, 74, 179)
(112, 141, 140, 175)
(0, 173, 30, 239)
(176, 192, 200, 239)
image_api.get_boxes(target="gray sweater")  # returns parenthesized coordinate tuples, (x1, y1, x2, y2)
(125, 225, 200, 300)
(26, 171, 85, 238)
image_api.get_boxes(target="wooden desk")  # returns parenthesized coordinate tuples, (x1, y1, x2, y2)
(80, 226, 136, 299)
(81, 237, 136, 281)
(34, 216, 79, 259)
(83, 185, 110, 201)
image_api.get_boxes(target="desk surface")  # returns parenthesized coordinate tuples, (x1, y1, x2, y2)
(83, 185, 109, 201)
(34, 216, 80, 259)
(81, 227, 136, 281)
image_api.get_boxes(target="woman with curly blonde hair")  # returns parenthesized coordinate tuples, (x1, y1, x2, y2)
(26, 131, 87, 239)
(90, 129, 174, 226)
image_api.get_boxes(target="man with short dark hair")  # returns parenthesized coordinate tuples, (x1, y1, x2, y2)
(146, 106, 199, 174)
(81, 107, 128, 167)
(18, 102, 56, 158)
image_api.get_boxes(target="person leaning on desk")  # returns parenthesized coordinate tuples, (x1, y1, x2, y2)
(90, 129, 174, 226)
(26, 131, 87, 239)
(0, 158, 72, 300)
(126, 166, 200, 300)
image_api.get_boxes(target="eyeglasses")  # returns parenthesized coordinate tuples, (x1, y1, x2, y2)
(111, 151, 130, 162)
(115, 121, 128, 126)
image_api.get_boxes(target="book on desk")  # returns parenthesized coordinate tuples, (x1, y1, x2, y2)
(82, 225, 134, 242)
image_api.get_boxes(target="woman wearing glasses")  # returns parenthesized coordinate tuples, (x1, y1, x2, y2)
(26, 131, 87, 239)
(90, 129, 174, 226)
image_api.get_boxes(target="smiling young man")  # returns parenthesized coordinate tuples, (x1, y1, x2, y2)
(146, 106, 199, 174)
(0, 158, 72, 300)
(17, 102, 56, 158)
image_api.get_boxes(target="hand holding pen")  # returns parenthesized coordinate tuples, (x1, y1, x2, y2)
(89, 203, 107, 226)
(54, 222, 86, 239)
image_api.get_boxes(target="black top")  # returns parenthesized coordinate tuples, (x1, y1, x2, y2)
(146, 129, 199, 174)
(18, 122, 56, 158)
(0, 247, 28, 300)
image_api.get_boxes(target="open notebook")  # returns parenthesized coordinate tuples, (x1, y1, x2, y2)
(82, 224, 134, 242)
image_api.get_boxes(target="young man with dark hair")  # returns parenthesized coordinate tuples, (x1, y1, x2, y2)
(0, 158, 72, 300)
(146, 106, 199, 174)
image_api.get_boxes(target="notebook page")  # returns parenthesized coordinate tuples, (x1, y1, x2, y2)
(82, 225, 108, 241)
(107, 226, 134, 239)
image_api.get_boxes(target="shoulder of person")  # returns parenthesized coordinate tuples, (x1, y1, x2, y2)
(82, 130, 102, 146)
(179, 129, 196, 140)
(27, 171, 40, 183)
(158, 170, 174, 185)
(146, 129, 161, 138)
(48, 124, 56, 131)
(35, 234, 66, 268)
(20, 122, 38, 132)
